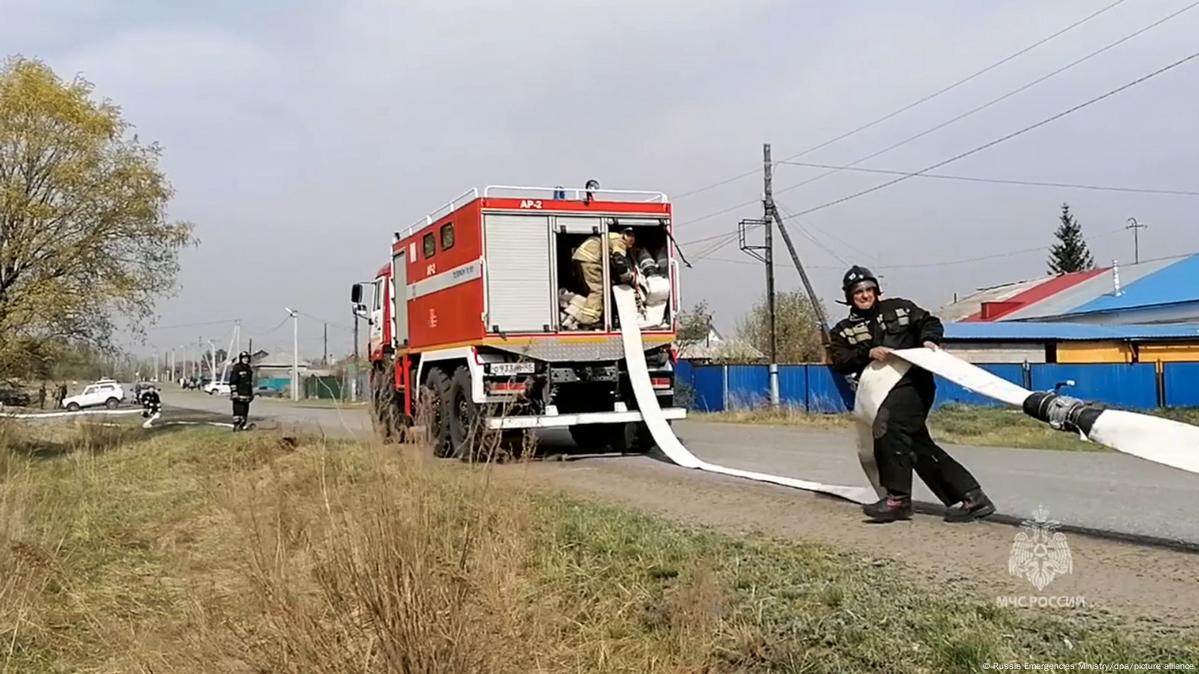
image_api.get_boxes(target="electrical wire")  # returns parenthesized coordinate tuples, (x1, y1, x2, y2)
(774, 0, 1199, 198)
(777, 161, 1199, 197)
(669, 0, 1128, 201)
(781, 49, 1199, 221)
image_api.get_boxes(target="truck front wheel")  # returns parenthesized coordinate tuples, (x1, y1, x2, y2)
(421, 368, 452, 457)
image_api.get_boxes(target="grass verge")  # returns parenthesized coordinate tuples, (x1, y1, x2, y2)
(0, 422, 1194, 672)
(696, 405, 1199, 451)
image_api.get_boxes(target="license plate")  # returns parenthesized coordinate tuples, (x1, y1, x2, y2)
(489, 362, 535, 376)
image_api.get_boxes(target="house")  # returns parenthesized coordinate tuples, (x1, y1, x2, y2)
(252, 352, 314, 391)
(941, 255, 1199, 325)
(679, 327, 765, 363)
(938, 255, 1199, 363)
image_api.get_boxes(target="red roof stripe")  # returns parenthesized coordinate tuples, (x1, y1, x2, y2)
(961, 268, 1108, 321)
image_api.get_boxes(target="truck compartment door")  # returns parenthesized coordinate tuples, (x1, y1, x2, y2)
(484, 214, 553, 333)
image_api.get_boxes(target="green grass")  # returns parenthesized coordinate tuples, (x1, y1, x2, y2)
(696, 405, 1199, 451)
(1, 423, 1194, 672)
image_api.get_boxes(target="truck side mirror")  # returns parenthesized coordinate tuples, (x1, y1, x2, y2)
(350, 283, 363, 305)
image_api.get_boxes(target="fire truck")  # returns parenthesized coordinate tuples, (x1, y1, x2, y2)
(351, 184, 687, 459)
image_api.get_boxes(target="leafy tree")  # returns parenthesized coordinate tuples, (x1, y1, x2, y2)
(1048, 203, 1094, 275)
(0, 56, 195, 373)
(677, 300, 714, 349)
(736, 290, 825, 363)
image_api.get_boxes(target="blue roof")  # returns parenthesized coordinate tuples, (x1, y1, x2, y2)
(1065, 255, 1199, 316)
(944, 321, 1199, 342)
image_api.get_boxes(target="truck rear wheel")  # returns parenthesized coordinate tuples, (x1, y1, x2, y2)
(569, 423, 651, 454)
(448, 366, 501, 463)
(568, 424, 607, 451)
(421, 368, 452, 457)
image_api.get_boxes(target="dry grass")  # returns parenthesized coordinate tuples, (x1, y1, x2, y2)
(0, 420, 1195, 673)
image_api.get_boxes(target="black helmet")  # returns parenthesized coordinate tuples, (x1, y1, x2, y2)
(842, 265, 880, 300)
(238, 350, 251, 362)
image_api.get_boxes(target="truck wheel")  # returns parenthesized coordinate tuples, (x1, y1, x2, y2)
(372, 362, 410, 442)
(606, 423, 648, 454)
(448, 366, 500, 463)
(568, 424, 607, 451)
(422, 368, 453, 457)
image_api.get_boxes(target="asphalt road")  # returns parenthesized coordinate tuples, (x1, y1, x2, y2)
(164, 390, 1199, 545)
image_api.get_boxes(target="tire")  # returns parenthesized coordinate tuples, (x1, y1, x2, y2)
(421, 368, 453, 457)
(370, 363, 397, 441)
(569, 424, 607, 451)
(605, 423, 644, 454)
(105, 398, 120, 410)
(66, 402, 80, 412)
(447, 366, 499, 462)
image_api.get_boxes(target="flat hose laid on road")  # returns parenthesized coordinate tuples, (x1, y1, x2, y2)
(615, 286, 1199, 506)
(614, 286, 878, 504)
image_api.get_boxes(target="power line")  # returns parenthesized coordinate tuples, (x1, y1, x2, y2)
(778, 161, 1199, 197)
(774, 0, 1199, 198)
(873, 227, 1124, 270)
(147, 318, 239, 331)
(774, 202, 851, 266)
(782, 49, 1199, 221)
(668, 0, 1127, 201)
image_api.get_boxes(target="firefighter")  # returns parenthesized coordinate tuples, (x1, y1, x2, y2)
(138, 385, 162, 419)
(228, 351, 255, 431)
(828, 265, 995, 524)
(570, 227, 636, 328)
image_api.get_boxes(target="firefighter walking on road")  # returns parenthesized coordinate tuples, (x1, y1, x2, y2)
(828, 265, 995, 524)
(228, 351, 255, 431)
(571, 227, 637, 328)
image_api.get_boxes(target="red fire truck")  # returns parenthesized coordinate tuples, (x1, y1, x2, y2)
(351, 184, 686, 459)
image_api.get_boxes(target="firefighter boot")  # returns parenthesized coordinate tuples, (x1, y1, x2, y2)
(232, 416, 245, 432)
(863, 495, 912, 523)
(944, 488, 996, 523)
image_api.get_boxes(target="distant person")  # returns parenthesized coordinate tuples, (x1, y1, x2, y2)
(228, 351, 255, 431)
(56, 383, 67, 409)
(37, 383, 47, 410)
(570, 227, 636, 328)
(138, 386, 161, 420)
(828, 265, 994, 524)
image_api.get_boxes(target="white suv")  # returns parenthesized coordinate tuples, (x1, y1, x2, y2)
(204, 381, 231, 396)
(62, 382, 126, 411)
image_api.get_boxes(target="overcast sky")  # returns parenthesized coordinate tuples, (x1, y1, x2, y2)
(5, 0, 1198, 359)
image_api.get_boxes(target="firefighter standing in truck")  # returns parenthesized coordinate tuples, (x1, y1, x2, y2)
(571, 227, 637, 327)
(828, 266, 995, 524)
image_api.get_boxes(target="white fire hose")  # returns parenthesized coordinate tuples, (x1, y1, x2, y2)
(613, 286, 1199, 507)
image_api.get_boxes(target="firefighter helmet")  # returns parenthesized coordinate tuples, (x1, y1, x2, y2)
(842, 265, 880, 300)
(238, 350, 251, 363)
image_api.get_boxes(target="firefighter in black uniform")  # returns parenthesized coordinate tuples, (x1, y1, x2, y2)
(229, 351, 255, 431)
(138, 386, 162, 420)
(829, 266, 995, 523)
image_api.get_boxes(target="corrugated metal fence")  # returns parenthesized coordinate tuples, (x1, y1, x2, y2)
(675, 360, 1199, 412)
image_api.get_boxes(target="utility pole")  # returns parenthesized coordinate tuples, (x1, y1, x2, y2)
(285, 308, 299, 401)
(1126, 217, 1148, 264)
(323, 322, 329, 366)
(765, 147, 831, 347)
(762, 145, 779, 408)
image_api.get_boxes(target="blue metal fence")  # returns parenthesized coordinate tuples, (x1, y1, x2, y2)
(1030, 363, 1158, 409)
(676, 360, 1196, 412)
(1164, 362, 1199, 407)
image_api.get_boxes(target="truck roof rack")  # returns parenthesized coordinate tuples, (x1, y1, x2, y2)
(398, 185, 669, 241)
